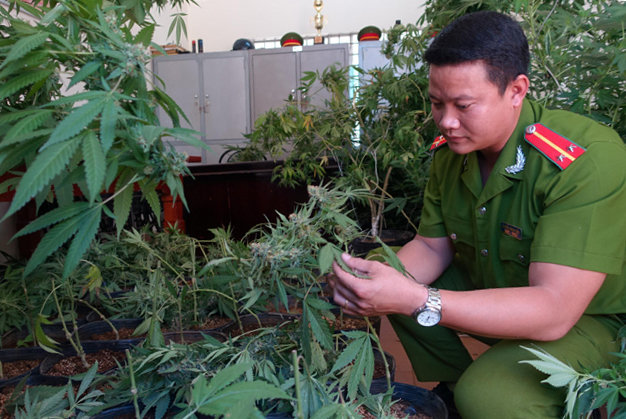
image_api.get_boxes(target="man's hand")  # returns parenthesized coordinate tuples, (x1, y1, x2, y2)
(329, 253, 427, 317)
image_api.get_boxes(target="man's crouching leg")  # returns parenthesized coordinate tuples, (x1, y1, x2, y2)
(454, 315, 621, 419)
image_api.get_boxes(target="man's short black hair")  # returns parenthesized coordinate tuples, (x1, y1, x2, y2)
(424, 11, 530, 94)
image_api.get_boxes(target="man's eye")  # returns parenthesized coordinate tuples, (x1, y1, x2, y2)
(457, 104, 470, 110)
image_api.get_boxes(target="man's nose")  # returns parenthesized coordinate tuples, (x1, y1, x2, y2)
(438, 108, 461, 131)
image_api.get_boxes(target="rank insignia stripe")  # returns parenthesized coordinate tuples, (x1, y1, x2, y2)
(524, 123, 586, 170)
(430, 135, 447, 151)
(501, 222, 523, 240)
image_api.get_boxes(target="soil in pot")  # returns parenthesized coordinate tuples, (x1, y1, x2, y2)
(0, 360, 39, 381)
(40, 349, 127, 377)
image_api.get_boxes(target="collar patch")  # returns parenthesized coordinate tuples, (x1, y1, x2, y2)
(430, 135, 447, 151)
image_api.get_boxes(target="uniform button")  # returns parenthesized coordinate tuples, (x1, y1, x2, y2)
(480, 249, 488, 257)
(517, 254, 526, 263)
(450, 233, 457, 240)
(478, 206, 487, 215)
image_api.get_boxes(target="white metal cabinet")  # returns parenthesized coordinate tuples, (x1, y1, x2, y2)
(153, 51, 251, 165)
(249, 44, 349, 124)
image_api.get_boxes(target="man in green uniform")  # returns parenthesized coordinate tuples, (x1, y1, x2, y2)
(329, 10, 626, 418)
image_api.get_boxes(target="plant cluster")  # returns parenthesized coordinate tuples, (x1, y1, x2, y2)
(521, 323, 626, 419)
(0, 0, 204, 280)
(3, 184, 408, 418)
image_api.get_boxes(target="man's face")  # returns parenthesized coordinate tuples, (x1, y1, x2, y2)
(428, 61, 523, 157)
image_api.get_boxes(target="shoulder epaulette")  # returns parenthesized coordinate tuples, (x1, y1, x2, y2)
(430, 135, 447, 151)
(524, 123, 586, 170)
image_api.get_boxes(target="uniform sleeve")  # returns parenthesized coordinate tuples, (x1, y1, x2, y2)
(418, 151, 449, 238)
(531, 141, 626, 274)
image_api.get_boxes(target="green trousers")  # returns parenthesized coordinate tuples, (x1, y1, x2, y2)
(387, 265, 622, 419)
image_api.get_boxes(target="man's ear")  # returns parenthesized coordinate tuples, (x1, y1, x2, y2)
(509, 74, 529, 107)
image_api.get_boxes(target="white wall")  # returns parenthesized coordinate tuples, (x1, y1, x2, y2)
(152, 0, 425, 53)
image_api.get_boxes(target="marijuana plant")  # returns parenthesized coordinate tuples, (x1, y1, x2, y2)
(0, 0, 204, 279)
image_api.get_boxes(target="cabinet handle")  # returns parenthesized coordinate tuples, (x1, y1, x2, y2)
(205, 94, 210, 114)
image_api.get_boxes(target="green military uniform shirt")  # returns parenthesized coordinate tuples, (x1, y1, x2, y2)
(418, 98, 626, 315)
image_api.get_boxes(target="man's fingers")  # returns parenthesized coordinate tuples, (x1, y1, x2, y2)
(340, 253, 373, 275)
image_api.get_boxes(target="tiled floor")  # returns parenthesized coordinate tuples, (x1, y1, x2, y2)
(378, 316, 490, 390)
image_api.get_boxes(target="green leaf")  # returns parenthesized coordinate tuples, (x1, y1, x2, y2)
(13, 202, 90, 239)
(2, 110, 54, 147)
(69, 60, 102, 89)
(318, 243, 335, 274)
(23, 210, 85, 276)
(141, 183, 161, 225)
(40, 3, 67, 26)
(197, 380, 290, 416)
(5, 135, 81, 219)
(0, 68, 55, 102)
(63, 207, 102, 278)
(100, 99, 117, 155)
(135, 24, 155, 47)
(113, 172, 135, 238)
(1, 32, 49, 70)
(44, 97, 106, 149)
(82, 131, 106, 203)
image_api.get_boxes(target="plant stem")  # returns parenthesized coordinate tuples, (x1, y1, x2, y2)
(77, 299, 119, 339)
(292, 350, 304, 419)
(126, 349, 141, 419)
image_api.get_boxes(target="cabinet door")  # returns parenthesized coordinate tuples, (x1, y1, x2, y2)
(300, 45, 349, 109)
(249, 49, 298, 125)
(153, 56, 202, 131)
(153, 56, 205, 163)
(201, 52, 250, 142)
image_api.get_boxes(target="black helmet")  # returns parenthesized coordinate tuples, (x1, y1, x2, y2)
(232, 38, 255, 50)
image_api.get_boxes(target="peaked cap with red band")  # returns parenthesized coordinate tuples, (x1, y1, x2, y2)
(430, 135, 447, 151)
(524, 123, 586, 170)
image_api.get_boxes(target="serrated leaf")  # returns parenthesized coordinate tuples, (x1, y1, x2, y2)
(1, 32, 49, 70)
(198, 380, 290, 416)
(305, 303, 333, 349)
(44, 97, 106, 149)
(100, 99, 117, 155)
(13, 202, 90, 239)
(142, 185, 161, 225)
(5, 135, 80, 219)
(2, 110, 54, 147)
(63, 207, 102, 278)
(23, 211, 84, 276)
(0, 68, 55, 102)
(331, 338, 362, 373)
(82, 131, 106, 203)
(113, 172, 135, 237)
(318, 243, 335, 274)
(135, 24, 155, 47)
(40, 3, 66, 26)
(69, 60, 102, 89)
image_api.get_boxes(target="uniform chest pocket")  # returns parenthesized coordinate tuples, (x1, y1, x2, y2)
(499, 235, 531, 267)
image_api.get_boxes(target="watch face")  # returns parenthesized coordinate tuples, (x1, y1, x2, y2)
(417, 309, 441, 327)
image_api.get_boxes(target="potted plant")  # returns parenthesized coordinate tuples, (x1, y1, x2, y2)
(0, 0, 204, 282)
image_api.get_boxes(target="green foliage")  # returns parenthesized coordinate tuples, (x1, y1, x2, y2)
(521, 330, 626, 419)
(0, 0, 204, 278)
(415, 0, 625, 139)
(12, 363, 103, 418)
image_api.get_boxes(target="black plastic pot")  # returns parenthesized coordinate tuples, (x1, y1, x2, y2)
(370, 381, 448, 419)
(349, 229, 415, 257)
(76, 318, 143, 341)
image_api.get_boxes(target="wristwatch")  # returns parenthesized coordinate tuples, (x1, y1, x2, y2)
(413, 287, 442, 327)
